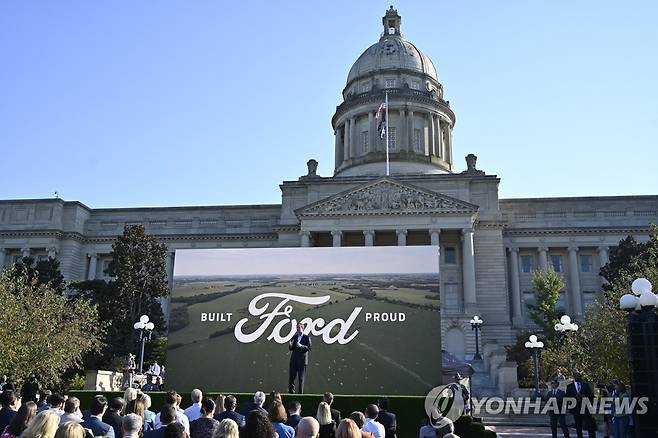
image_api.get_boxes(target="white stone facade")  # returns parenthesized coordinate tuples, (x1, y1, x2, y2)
(1, 7, 657, 367)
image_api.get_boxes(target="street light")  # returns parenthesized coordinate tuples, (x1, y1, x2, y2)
(133, 315, 155, 374)
(525, 334, 544, 396)
(554, 314, 578, 374)
(618, 277, 658, 436)
(470, 315, 484, 360)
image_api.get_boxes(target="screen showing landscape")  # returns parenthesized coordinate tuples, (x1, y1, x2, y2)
(167, 246, 441, 395)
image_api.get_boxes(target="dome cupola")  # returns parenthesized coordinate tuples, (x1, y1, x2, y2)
(332, 6, 456, 177)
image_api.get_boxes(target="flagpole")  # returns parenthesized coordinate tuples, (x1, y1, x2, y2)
(385, 91, 390, 176)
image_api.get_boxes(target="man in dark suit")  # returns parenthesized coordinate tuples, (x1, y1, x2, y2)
(288, 322, 312, 394)
(376, 398, 397, 438)
(81, 395, 115, 438)
(238, 392, 267, 417)
(102, 397, 124, 438)
(0, 390, 18, 433)
(286, 400, 302, 429)
(215, 395, 245, 428)
(544, 380, 570, 438)
(566, 372, 595, 438)
(144, 406, 177, 438)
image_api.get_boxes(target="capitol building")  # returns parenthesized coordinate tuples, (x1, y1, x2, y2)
(1, 7, 656, 392)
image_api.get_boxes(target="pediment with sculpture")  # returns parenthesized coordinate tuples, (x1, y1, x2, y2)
(296, 178, 478, 218)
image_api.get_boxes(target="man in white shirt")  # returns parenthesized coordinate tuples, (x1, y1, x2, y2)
(154, 391, 190, 434)
(149, 362, 161, 377)
(183, 389, 203, 422)
(362, 405, 385, 438)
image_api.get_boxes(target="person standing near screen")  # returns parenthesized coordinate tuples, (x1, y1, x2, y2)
(288, 322, 311, 394)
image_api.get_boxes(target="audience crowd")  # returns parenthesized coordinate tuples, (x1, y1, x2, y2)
(0, 387, 464, 438)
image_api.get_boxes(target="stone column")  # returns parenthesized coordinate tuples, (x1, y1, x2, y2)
(369, 110, 377, 152)
(568, 246, 583, 315)
(166, 251, 175, 287)
(430, 229, 441, 265)
(349, 117, 357, 158)
(366, 112, 374, 154)
(407, 110, 414, 150)
(446, 126, 453, 164)
(87, 253, 98, 280)
(427, 114, 435, 155)
(300, 231, 311, 248)
(331, 230, 343, 247)
(436, 120, 444, 158)
(343, 123, 350, 161)
(462, 228, 477, 308)
(21, 247, 31, 258)
(0, 248, 6, 268)
(396, 229, 407, 246)
(538, 246, 549, 271)
(47, 247, 58, 258)
(508, 247, 523, 324)
(598, 245, 609, 285)
(363, 230, 375, 247)
(334, 128, 343, 167)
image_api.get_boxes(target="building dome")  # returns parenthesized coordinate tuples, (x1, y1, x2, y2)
(332, 6, 456, 177)
(347, 38, 439, 87)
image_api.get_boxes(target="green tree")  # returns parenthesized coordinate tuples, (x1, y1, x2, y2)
(0, 265, 103, 387)
(7, 256, 66, 295)
(526, 269, 565, 345)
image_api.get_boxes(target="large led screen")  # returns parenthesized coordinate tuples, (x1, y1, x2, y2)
(167, 246, 441, 395)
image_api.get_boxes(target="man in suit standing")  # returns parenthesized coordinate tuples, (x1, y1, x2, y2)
(545, 380, 570, 438)
(102, 397, 124, 438)
(286, 400, 302, 429)
(376, 398, 397, 438)
(81, 395, 115, 438)
(566, 372, 595, 438)
(288, 322, 312, 394)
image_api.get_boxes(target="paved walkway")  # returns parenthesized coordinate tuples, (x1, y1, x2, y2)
(493, 426, 606, 437)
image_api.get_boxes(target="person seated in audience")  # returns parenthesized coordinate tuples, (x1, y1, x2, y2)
(37, 391, 52, 413)
(361, 406, 384, 438)
(238, 392, 267, 417)
(49, 394, 66, 416)
(23, 410, 60, 438)
(214, 396, 225, 417)
(323, 393, 341, 427)
(2, 400, 36, 438)
(80, 396, 114, 438)
(297, 417, 320, 438)
(102, 398, 124, 438)
(348, 412, 373, 438)
(336, 419, 361, 438)
(216, 419, 239, 438)
(154, 392, 189, 433)
(121, 414, 143, 438)
(214, 396, 244, 429)
(268, 402, 294, 438)
(243, 410, 276, 438)
(264, 392, 282, 413)
(189, 399, 219, 438)
(0, 391, 19, 433)
(141, 394, 156, 431)
(145, 406, 176, 438)
(317, 402, 336, 438)
(418, 414, 454, 438)
(53, 420, 85, 438)
(286, 400, 302, 429)
(183, 390, 203, 423)
(164, 423, 186, 438)
(59, 397, 82, 424)
(375, 399, 396, 438)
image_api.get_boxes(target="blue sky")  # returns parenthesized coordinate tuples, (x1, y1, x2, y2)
(1, 1, 656, 208)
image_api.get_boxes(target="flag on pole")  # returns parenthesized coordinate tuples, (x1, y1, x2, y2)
(374, 102, 387, 138)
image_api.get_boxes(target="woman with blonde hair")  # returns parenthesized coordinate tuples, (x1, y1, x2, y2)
(122, 388, 138, 414)
(317, 402, 336, 438)
(214, 395, 226, 416)
(53, 422, 85, 438)
(22, 410, 60, 438)
(216, 419, 239, 438)
(336, 419, 361, 438)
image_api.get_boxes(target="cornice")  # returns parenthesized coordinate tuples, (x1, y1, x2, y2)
(504, 226, 654, 236)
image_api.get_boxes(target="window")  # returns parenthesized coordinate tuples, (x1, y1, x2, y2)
(583, 291, 597, 310)
(444, 283, 463, 311)
(580, 254, 593, 272)
(556, 291, 567, 311)
(520, 255, 534, 273)
(523, 291, 536, 312)
(413, 128, 422, 152)
(444, 247, 456, 264)
(360, 83, 369, 93)
(361, 131, 369, 154)
(387, 127, 397, 149)
(385, 78, 396, 88)
(550, 254, 563, 272)
(102, 260, 112, 276)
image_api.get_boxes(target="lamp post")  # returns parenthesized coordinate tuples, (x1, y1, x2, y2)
(619, 277, 658, 437)
(133, 315, 155, 374)
(470, 315, 483, 360)
(525, 334, 544, 396)
(554, 314, 579, 374)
